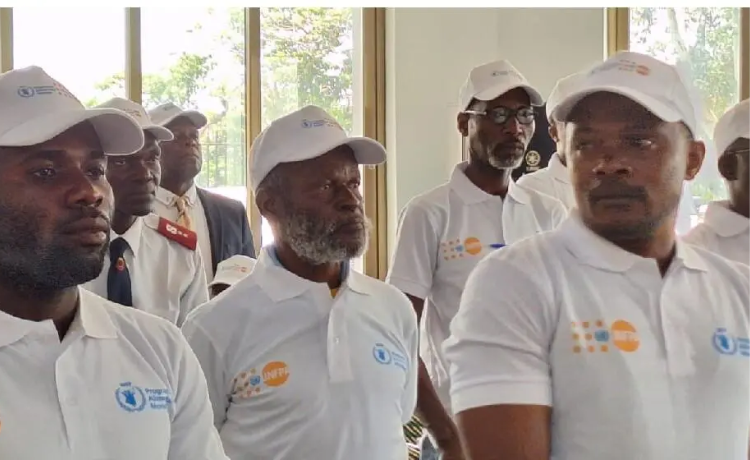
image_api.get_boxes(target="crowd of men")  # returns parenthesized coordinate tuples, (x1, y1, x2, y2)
(0, 47, 747, 460)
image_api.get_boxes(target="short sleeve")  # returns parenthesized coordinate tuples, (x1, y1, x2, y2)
(385, 201, 440, 299)
(181, 317, 230, 431)
(443, 250, 556, 414)
(399, 299, 420, 423)
(168, 331, 229, 460)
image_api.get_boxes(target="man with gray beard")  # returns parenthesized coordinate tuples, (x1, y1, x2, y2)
(181, 105, 419, 460)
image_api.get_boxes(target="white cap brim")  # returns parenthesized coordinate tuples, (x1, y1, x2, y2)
(159, 110, 208, 129)
(473, 82, 544, 108)
(327, 136, 387, 166)
(144, 125, 175, 142)
(556, 85, 689, 133)
(0, 107, 144, 154)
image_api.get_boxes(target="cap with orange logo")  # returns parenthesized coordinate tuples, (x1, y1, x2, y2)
(554, 51, 698, 136)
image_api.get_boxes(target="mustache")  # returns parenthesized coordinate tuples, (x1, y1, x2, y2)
(588, 182, 648, 203)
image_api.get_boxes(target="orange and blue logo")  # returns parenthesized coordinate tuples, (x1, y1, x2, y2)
(440, 237, 505, 261)
(571, 319, 640, 354)
(233, 361, 290, 399)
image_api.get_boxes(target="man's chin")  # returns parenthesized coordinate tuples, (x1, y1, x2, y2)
(489, 151, 525, 170)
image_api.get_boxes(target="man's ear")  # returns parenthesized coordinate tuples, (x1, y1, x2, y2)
(684, 140, 706, 181)
(255, 189, 279, 221)
(718, 153, 738, 181)
(457, 112, 470, 137)
(548, 123, 559, 143)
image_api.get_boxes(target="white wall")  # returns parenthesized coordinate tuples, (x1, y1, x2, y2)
(385, 8, 607, 254)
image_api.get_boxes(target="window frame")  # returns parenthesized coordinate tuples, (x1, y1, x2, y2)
(0, 7, 389, 279)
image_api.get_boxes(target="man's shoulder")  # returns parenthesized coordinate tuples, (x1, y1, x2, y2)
(197, 187, 246, 213)
(81, 288, 187, 352)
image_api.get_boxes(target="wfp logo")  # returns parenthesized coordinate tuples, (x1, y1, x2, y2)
(713, 328, 750, 357)
(115, 382, 173, 413)
(115, 382, 147, 413)
(372, 342, 408, 371)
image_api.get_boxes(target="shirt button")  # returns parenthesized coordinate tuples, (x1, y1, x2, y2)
(334, 337, 340, 345)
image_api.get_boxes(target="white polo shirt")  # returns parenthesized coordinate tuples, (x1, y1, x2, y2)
(181, 247, 418, 460)
(517, 153, 576, 210)
(684, 200, 749, 265)
(83, 213, 209, 326)
(445, 213, 750, 459)
(0, 288, 228, 460)
(386, 161, 566, 412)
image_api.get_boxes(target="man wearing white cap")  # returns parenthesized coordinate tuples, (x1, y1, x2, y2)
(518, 71, 697, 231)
(684, 99, 749, 264)
(385, 59, 565, 458)
(445, 51, 750, 460)
(82, 97, 209, 326)
(181, 105, 418, 460)
(208, 254, 256, 297)
(149, 102, 256, 284)
(517, 71, 583, 210)
(0, 67, 227, 459)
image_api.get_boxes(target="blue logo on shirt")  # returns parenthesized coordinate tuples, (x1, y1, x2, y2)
(115, 382, 173, 413)
(713, 328, 750, 357)
(372, 342, 409, 371)
(373, 343, 392, 364)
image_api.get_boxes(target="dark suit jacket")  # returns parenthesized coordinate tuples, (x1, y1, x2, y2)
(512, 103, 557, 181)
(196, 188, 256, 274)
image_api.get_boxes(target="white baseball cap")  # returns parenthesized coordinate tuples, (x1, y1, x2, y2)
(249, 105, 386, 193)
(713, 99, 749, 156)
(459, 60, 543, 111)
(208, 255, 256, 288)
(554, 51, 698, 135)
(148, 102, 208, 129)
(97, 97, 174, 148)
(546, 71, 587, 122)
(0, 66, 144, 154)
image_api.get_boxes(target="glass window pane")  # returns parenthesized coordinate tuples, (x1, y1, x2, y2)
(629, 7, 742, 229)
(140, 7, 247, 203)
(259, 7, 365, 272)
(13, 7, 126, 106)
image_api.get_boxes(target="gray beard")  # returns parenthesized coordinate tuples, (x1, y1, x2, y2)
(278, 211, 371, 265)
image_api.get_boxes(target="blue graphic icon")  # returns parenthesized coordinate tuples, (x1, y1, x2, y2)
(17, 86, 34, 98)
(373, 343, 392, 365)
(713, 328, 738, 355)
(250, 375, 262, 386)
(594, 330, 610, 342)
(115, 383, 147, 412)
(488, 243, 506, 249)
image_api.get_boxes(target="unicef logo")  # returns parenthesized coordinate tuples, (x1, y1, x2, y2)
(713, 328, 738, 355)
(17, 86, 35, 98)
(372, 343, 392, 365)
(115, 383, 147, 413)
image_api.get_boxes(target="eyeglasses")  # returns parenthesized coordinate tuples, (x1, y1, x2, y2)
(727, 148, 750, 156)
(464, 106, 535, 125)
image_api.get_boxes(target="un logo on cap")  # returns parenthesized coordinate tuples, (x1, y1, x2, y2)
(17, 86, 35, 98)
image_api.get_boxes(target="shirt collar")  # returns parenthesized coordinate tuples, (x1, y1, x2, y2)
(252, 246, 372, 303)
(559, 211, 707, 273)
(155, 184, 198, 207)
(450, 161, 530, 205)
(0, 288, 118, 348)
(547, 153, 570, 183)
(112, 216, 144, 258)
(702, 200, 749, 238)
(72, 288, 119, 339)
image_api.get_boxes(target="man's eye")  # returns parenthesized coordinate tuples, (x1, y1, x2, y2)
(32, 168, 56, 179)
